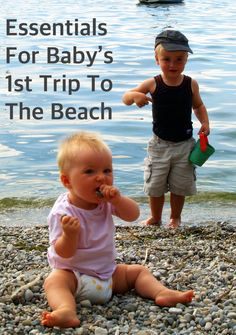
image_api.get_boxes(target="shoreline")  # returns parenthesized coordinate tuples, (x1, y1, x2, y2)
(0, 224, 235, 334)
(0, 191, 236, 228)
(1, 203, 235, 228)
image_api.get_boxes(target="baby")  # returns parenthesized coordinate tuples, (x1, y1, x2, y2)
(41, 131, 194, 328)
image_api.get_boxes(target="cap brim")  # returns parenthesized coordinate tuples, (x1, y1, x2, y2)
(161, 42, 193, 54)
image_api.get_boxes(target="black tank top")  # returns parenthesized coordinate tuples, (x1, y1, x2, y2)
(151, 75, 193, 142)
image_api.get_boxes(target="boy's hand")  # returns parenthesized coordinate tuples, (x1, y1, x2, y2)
(133, 92, 152, 108)
(99, 184, 121, 205)
(198, 122, 210, 136)
(61, 215, 80, 237)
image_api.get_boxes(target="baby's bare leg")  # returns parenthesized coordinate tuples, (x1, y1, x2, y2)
(41, 269, 80, 328)
(112, 264, 193, 307)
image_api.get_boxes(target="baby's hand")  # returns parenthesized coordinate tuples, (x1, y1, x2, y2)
(99, 184, 121, 204)
(61, 215, 80, 237)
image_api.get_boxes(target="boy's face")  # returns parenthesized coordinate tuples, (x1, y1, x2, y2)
(155, 47, 188, 80)
(61, 147, 113, 209)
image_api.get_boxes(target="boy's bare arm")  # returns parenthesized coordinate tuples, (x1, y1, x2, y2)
(122, 78, 154, 107)
(194, 104, 210, 135)
(192, 79, 210, 135)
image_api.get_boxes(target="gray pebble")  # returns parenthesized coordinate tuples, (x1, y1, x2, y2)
(24, 289, 34, 302)
(205, 321, 212, 331)
(227, 312, 236, 319)
(169, 307, 182, 314)
(94, 327, 108, 335)
(1, 225, 235, 335)
(80, 300, 92, 308)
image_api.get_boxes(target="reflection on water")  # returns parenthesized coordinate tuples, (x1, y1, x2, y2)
(1, 0, 236, 205)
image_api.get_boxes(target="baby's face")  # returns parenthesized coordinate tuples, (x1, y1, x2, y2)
(65, 147, 113, 209)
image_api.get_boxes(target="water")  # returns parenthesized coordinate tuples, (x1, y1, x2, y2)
(1, 0, 236, 225)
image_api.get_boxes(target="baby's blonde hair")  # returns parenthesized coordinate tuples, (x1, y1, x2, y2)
(57, 131, 111, 173)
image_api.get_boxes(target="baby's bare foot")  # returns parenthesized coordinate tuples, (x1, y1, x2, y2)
(142, 217, 162, 226)
(41, 309, 80, 328)
(155, 288, 194, 307)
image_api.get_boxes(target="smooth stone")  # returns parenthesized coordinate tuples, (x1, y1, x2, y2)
(94, 327, 108, 335)
(169, 307, 182, 314)
(227, 312, 236, 319)
(80, 300, 92, 307)
(205, 322, 212, 331)
(24, 289, 34, 302)
(75, 328, 86, 335)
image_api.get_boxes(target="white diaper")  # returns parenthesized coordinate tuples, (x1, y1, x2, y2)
(73, 272, 113, 304)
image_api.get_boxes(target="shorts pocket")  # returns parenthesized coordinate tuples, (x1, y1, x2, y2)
(144, 157, 152, 183)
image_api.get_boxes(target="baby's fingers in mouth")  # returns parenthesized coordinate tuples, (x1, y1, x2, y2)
(96, 188, 104, 198)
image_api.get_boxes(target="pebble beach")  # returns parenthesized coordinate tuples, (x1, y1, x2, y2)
(0, 223, 235, 335)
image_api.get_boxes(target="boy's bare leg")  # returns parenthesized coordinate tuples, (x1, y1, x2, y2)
(143, 195, 164, 226)
(113, 264, 194, 306)
(169, 193, 185, 228)
(41, 270, 80, 328)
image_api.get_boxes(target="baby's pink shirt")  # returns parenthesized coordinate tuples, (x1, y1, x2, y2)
(47, 193, 117, 280)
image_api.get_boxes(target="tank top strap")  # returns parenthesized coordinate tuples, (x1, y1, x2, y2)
(154, 75, 162, 85)
(182, 75, 192, 94)
(153, 75, 162, 94)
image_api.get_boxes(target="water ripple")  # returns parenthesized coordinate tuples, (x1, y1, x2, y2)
(1, 0, 236, 198)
